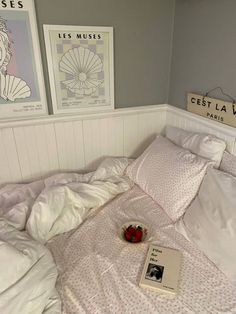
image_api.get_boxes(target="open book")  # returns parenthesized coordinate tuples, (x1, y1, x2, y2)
(139, 244, 182, 295)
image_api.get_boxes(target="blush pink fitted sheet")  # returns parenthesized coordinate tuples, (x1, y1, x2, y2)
(48, 185, 236, 314)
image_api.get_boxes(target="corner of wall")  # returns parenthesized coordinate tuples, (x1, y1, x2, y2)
(166, 0, 176, 105)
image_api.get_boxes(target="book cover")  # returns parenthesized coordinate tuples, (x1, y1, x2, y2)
(139, 244, 182, 295)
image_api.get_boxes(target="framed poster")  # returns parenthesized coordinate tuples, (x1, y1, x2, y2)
(43, 25, 114, 115)
(0, 0, 47, 119)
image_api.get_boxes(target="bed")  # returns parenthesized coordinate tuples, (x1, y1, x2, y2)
(47, 185, 236, 313)
(0, 107, 236, 314)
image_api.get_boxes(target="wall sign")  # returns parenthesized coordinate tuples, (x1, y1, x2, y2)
(187, 93, 236, 128)
(43, 25, 114, 115)
(0, 0, 47, 119)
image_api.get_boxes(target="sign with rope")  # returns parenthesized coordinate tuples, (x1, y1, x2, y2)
(187, 90, 236, 128)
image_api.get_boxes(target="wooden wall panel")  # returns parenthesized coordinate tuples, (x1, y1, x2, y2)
(34, 124, 59, 176)
(54, 121, 85, 171)
(136, 111, 166, 157)
(83, 119, 104, 170)
(99, 117, 124, 158)
(83, 117, 124, 170)
(123, 115, 139, 157)
(0, 128, 21, 184)
(14, 124, 59, 181)
(14, 126, 36, 181)
(166, 107, 236, 154)
(0, 104, 235, 185)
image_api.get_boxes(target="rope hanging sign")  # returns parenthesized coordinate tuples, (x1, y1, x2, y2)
(187, 88, 236, 128)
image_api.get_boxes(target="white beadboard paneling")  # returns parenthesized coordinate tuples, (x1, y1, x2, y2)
(54, 121, 85, 171)
(0, 105, 167, 185)
(0, 128, 22, 184)
(137, 111, 166, 156)
(14, 124, 59, 181)
(99, 117, 124, 157)
(83, 117, 124, 170)
(124, 111, 166, 158)
(83, 119, 103, 170)
(0, 104, 235, 185)
(14, 126, 37, 181)
(123, 114, 139, 157)
(166, 106, 236, 154)
(34, 124, 59, 175)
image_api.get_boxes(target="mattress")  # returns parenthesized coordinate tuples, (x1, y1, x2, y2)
(47, 185, 236, 314)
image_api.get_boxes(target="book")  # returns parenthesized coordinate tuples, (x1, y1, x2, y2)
(139, 244, 182, 295)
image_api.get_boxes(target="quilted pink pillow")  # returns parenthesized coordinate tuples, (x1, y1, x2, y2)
(126, 136, 214, 222)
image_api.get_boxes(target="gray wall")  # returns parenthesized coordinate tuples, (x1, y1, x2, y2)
(169, 0, 236, 109)
(35, 0, 175, 112)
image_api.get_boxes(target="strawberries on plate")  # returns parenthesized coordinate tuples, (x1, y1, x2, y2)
(124, 224, 144, 243)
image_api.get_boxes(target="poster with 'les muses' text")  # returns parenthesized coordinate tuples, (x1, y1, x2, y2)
(44, 25, 114, 115)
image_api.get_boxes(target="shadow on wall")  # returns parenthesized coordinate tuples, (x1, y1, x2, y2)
(85, 133, 159, 171)
(132, 134, 157, 158)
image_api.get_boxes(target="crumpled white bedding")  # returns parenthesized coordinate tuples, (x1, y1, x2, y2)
(0, 220, 61, 314)
(0, 157, 132, 243)
(48, 185, 236, 314)
(0, 157, 133, 314)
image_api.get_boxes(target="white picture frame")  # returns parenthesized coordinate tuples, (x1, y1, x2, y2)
(0, 0, 47, 120)
(43, 24, 114, 115)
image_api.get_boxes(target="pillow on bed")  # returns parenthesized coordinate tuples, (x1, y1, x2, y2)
(126, 135, 214, 222)
(165, 125, 226, 167)
(175, 167, 236, 285)
(220, 151, 236, 177)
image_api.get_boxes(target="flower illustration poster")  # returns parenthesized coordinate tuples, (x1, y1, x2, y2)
(44, 25, 114, 115)
(0, 0, 47, 119)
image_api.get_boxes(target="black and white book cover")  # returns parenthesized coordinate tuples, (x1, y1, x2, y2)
(139, 244, 182, 295)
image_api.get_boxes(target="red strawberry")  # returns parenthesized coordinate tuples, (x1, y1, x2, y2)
(128, 227, 136, 235)
(124, 230, 132, 241)
(135, 229, 143, 241)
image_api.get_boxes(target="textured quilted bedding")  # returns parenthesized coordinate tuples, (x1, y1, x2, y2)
(47, 185, 236, 314)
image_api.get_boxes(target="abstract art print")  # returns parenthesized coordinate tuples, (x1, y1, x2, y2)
(0, 0, 47, 119)
(43, 25, 114, 115)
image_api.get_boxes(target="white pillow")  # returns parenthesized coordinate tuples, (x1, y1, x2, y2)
(220, 151, 236, 177)
(165, 126, 226, 167)
(175, 167, 236, 285)
(126, 136, 214, 222)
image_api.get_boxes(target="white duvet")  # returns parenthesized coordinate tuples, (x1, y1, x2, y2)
(0, 220, 61, 314)
(0, 157, 133, 314)
(0, 157, 132, 243)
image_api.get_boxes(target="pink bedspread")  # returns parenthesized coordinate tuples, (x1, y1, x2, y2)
(48, 185, 236, 314)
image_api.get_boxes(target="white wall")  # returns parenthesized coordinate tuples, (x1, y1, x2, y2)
(0, 105, 166, 184)
(1, 104, 236, 185)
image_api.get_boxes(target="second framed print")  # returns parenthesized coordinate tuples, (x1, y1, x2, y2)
(43, 25, 114, 115)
